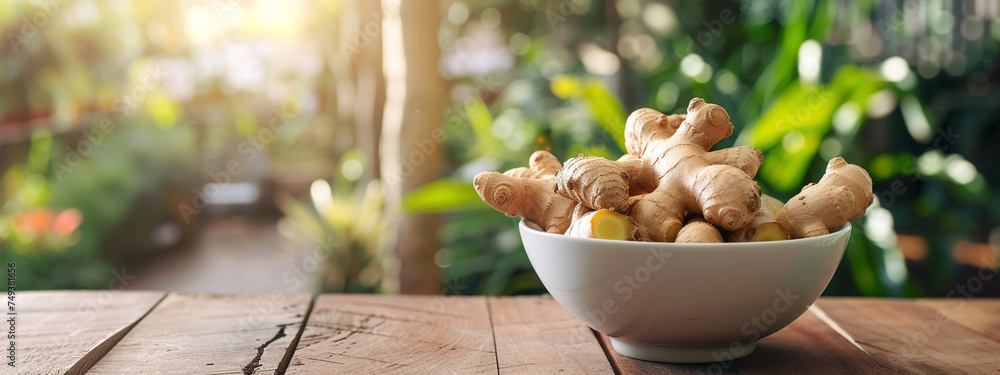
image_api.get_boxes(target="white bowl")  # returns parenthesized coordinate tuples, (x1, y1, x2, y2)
(519, 220, 851, 363)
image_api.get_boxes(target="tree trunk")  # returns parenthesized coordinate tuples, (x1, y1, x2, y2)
(380, 0, 444, 294)
(605, 0, 632, 109)
(346, 0, 386, 181)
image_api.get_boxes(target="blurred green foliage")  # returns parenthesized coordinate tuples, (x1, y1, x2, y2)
(1, 124, 196, 288)
(277, 153, 390, 293)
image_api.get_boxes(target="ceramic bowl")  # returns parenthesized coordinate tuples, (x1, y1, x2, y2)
(519, 220, 851, 363)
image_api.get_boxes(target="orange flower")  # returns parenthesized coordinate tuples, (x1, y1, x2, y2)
(53, 209, 83, 237)
(16, 209, 54, 235)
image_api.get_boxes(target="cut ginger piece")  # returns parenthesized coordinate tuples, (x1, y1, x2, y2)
(760, 194, 784, 218)
(726, 196, 789, 242)
(566, 209, 638, 241)
(748, 221, 788, 241)
(726, 213, 788, 242)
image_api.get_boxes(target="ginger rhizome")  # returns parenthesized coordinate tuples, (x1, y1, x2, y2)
(560, 98, 763, 241)
(473, 151, 577, 234)
(675, 217, 723, 243)
(473, 98, 874, 244)
(776, 157, 874, 238)
(504, 150, 562, 179)
(554, 155, 631, 212)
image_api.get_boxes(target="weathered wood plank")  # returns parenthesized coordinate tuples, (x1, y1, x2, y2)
(489, 296, 614, 374)
(285, 294, 496, 374)
(816, 298, 1000, 374)
(597, 307, 886, 375)
(87, 293, 312, 374)
(917, 299, 1000, 343)
(13, 290, 165, 375)
(736, 306, 887, 374)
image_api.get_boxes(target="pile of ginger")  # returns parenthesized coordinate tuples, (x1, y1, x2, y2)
(473, 98, 874, 243)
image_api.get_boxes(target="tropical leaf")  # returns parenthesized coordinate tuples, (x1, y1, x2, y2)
(401, 179, 489, 214)
(551, 75, 627, 151)
(739, 66, 885, 192)
(465, 97, 500, 157)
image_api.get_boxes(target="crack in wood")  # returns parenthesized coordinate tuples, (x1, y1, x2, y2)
(592, 330, 622, 375)
(327, 329, 361, 344)
(855, 339, 897, 354)
(68, 292, 169, 375)
(326, 351, 412, 366)
(327, 308, 438, 327)
(485, 298, 501, 375)
(300, 312, 498, 360)
(242, 324, 290, 375)
(276, 294, 317, 375)
(302, 356, 345, 365)
(330, 300, 473, 320)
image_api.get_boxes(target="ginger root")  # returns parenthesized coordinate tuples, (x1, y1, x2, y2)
(473, 151, 577, 234)
(551, 99, 763, 242)
(566, 209, 638, 240)
(554, 155, 631, 212)
(622, 99, 763, 241)
(776, 157, 874, 238)
(622, 109, 685, 157)
(504, 150, 563, 180)
(620, 108, 763, 178)
(473, 98, 873, 245)
(675, 217, 723, 243)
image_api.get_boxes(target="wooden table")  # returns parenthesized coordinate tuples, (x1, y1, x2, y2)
(9, 291, 1000, 374)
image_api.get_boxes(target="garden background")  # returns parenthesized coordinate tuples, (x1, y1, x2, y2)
(1, 0, 998, 297)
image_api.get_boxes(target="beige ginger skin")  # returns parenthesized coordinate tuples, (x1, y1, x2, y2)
(554, 156, 631, 213)
(776, 157, 874, 238)
(557, 98, 764, 241)
(503, 150, 562, 180)
(675, 217, 724, 243)
(474, 151, 577, 234)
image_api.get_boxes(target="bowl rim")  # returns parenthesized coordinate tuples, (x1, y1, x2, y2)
(519, 220, 852, 247)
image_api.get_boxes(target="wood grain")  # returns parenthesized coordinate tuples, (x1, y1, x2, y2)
(735, 306, 886, 374)
(596, 307, 885, 375)
(285, 294, 496, 374)
(917, 299, 1000, 343)
(488, 296, 614, 374)
(12, 290, 165, 375)
(816, 298, 1000, 374)
(86, 293, 311, 374)
(12, 293, 1000, 374)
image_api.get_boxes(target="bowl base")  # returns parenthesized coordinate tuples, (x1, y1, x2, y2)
(609, 338, 757, 363)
